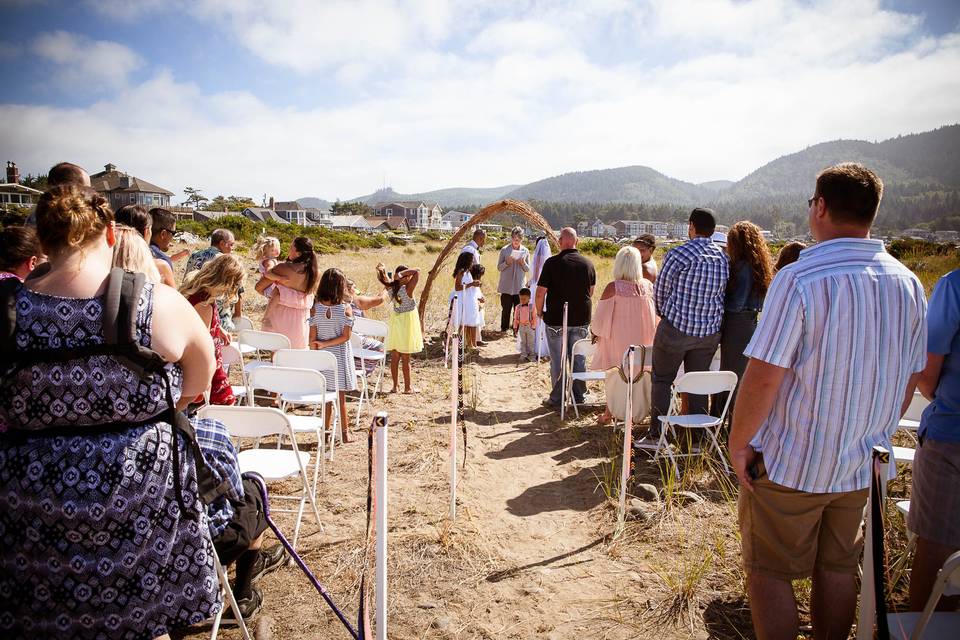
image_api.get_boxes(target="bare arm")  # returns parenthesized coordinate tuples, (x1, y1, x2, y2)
(400, 268, 420, 296)
(170, 249, 190, 261)
(535, 286, 547, 318)
(156, 260, 176, 288)
(150, 285, 215, 410)
(728, 358, 789, 491)
(354, 293, 385, 311)
(916, 355, 942, 401)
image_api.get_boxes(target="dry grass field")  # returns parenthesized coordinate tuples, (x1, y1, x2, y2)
(172, 236, 956, 640)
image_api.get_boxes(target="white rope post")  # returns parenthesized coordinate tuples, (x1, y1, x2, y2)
(559, 302, 569, 419)
(374, 412, 388, 640)
(617, 345, 637, 530)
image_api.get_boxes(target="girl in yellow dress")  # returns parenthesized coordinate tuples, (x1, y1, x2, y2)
(376, 263, 424, 393)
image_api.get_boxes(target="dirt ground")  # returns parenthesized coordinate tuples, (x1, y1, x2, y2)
(180, 328, 750, 639)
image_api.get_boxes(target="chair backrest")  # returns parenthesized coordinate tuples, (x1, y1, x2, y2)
(620, 345, 652, 369)
(354, 316, 388, 339)
(349, 333, 363, 350)
(571, 338, 595, 358)
(248, 365, 327, 396)
(903, 391, 929, 422)
(273, 349, 338, 376)
(238, 329, 291, 353)
(673, 370, 738, 396)
(233, 316, 254, 332)
(198, 405, 293, 439)
(221, 343, 243, 368)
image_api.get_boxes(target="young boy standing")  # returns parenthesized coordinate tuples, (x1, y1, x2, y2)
(513, 287, 539, 361)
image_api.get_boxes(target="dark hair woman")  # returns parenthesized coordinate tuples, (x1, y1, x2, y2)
(256, 235, 317, 349)
(714, 220, 775, 418)
(0, 224, 41, 281)
(0, 185, 220, 639)
(774, 241, 806, 271)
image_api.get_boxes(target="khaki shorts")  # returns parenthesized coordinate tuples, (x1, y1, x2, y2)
(739, 456, 868, 581)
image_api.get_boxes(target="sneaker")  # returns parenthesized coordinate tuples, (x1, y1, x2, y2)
(633, 435, 661, 450)
(250, 544, 287, 584)
(221, 586, 263, 625)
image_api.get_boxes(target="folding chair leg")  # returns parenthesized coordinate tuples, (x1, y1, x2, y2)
(372, 360, 385, 401)
(355, 373, 367, 431)
(705, 428, 730, 474)
(211, 555, 252, 640)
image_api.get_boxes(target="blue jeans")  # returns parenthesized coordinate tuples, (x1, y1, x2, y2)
(545, 324, 589, 405)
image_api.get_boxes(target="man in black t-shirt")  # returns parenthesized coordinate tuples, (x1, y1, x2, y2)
(535, 227, 596, 408)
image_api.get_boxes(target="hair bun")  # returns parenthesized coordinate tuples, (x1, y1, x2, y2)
(35, 185, 113, 254)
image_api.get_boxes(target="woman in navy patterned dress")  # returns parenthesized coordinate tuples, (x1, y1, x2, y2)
(0, 185, 221, 639)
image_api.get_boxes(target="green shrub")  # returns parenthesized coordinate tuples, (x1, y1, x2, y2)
(176, 216, 385, 255)
(578, 238, 620, 258)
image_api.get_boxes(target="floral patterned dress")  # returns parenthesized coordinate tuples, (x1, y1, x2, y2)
(0, 281, 221, 639)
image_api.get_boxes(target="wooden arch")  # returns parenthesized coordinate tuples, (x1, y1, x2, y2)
(418, 199, 558, 332)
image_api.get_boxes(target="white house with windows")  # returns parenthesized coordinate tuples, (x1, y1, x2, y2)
(373, 200, 444, 230)
(329, 215, 372, 231)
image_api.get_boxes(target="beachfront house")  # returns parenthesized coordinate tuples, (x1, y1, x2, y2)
(90, 163, 174, 209)
(330, 215, 372, 231)
(241, 207, 289, 224)
(366, 216, 409, 232)
(373, 200, 444, 230)
(579, 218, 616, 238)
(442, 210, 473, 230)
(1, 162, 41, 209)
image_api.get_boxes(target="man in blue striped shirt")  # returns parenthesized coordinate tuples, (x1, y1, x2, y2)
(729, 164, 927, 640)
(643, 208, 729, 442)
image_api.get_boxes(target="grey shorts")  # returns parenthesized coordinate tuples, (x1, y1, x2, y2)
(908, 438, 960, 548)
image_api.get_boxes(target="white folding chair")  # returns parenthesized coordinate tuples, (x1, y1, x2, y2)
(563, 339, 606, 419)
(898, 390, 929, 432)
(197, 405, 323, 550)
(272, 350, 344, 457)
(220, 343, 248, 404)
(247, 366, 333, 487)
(352, 317, 388, 425)
(888, 550, 960, 639)
(238, 330, 291, 402)
(651, 371, 738, 478)
(231, 317, 256, 355)
(209, 554, 252, 640)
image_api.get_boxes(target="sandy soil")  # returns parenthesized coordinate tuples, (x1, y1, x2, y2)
(180, 322, 751, 640)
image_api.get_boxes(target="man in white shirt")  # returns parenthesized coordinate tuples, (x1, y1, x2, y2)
(729, 163, 927, 640)
(462, 228, 485, 266)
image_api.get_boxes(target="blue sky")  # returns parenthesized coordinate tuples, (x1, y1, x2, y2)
(1, 0, 959, 203)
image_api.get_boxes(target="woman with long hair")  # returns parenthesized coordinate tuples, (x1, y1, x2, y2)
(0, 185, 219, 638)
(715, 221, 774, 416)
(181, 253, 246, 406)
(113, 224, 162, 283)
(256, 236, 318, 349)
(115, 203, 175, 286)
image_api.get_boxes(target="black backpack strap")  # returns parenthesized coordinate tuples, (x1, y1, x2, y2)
(103, 268, 146, 347)
(0, 277, 20, 358)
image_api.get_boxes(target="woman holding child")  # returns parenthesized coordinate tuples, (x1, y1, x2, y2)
(256, 236, 318, 349)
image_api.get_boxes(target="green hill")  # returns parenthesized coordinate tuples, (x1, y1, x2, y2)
(505, 165, 710, 204)
(351, 184, 518, 207)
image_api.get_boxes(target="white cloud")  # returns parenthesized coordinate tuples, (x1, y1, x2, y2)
(31, 31, 143, 90)
(4, 0, 960, 201)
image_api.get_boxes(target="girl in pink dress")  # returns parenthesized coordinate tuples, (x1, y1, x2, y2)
(590, 246, 659, 425)
(256, 236, 318, 349)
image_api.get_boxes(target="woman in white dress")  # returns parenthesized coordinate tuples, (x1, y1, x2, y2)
(528, 236, 552, 358)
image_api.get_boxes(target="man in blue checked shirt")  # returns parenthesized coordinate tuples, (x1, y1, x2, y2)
(193, 417, 287, 623)
(729, 164, 926, 640)
(640, 207, 728, 445)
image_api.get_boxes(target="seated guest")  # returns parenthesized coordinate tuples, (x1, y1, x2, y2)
(591, 246, 658, 425)
(193, 416, 286, 622)
(181, 254, 246, 406)
(0, 225, 41, 281)
(116, 203, 175, 286)
(1, 184, 221, 638)
(186, 229, 242, 332)
(113, 224, 162, 283)
(149, 207, 190, 267)
(909, 267, 960, 611)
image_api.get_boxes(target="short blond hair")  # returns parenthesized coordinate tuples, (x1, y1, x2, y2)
(612, 246, 643, 283)
(113, 225, 161, 282)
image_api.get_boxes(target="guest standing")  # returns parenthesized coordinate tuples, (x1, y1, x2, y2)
(181, 253, 246, 406)
(309, 268, 357, 444)
(729, 164, 926, 640)
(535, 227, 596, 409)
(256, 236, 318, 350)
(908, 267, 960, 611)
(774, 241, 806, 271)
(0, 184, 220, 639)
(377, 263, 423, 394)
(713, 221, 773, 417)
(632, 234, 659, 283)
(497, 226, 530, 333)
(148, 207, 189, 269)
(643, 208, 728, 445)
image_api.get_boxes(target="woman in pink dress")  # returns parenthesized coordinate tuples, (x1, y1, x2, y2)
(591, 246, 658, 424)
(256, 236, 318, 349)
